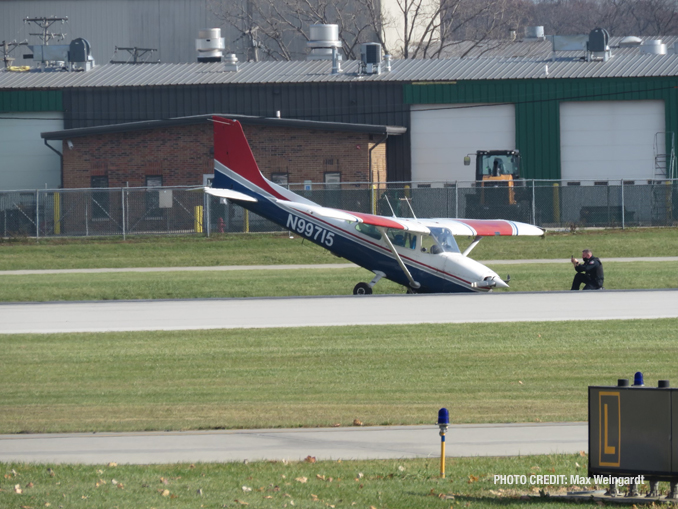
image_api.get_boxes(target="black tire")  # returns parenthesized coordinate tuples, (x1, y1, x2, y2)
(406, 287, 418, 294)
(353, 282, 373, 295)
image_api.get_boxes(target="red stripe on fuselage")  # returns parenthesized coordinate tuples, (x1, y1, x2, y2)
(455, 219, 514, 236)
(212, 116, 287, 201)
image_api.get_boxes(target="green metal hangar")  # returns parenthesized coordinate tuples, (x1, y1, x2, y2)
(405, 39, 678, 185)
(2, 38, 678, 191)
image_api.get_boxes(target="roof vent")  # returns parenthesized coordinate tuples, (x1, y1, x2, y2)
(588, 27, 611, 61)
(360, 42, 382, 74)
(524, 26, 545, 41)
(640, 39, 667, 55)
(69, 38, 94, 71)
(619, 36, 643, 47)
(223, 53, 238, 72)
(196, 28, 225, 63)
(307, 24, 342, 61)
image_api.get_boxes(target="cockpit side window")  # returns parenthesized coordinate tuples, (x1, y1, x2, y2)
(386, 228, 416, 250)
(429, 227, 461, 253)
(355, 223, 382, 240)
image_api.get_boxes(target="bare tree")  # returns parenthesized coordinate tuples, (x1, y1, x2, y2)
(211, 0, 531, 61)
(528, 0, 678, 36)
(210, 0, 378, 60)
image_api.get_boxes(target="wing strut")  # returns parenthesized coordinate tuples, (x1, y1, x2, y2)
(377, 227, 421, 290)
(462, 235, 482, 257)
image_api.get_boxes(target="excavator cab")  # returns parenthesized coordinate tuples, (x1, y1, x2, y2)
(465, 150, 521, 205)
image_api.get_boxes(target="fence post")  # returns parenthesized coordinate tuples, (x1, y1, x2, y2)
(205, 193, 211, 237)
(621, 180, 625, 230)
(54, 192, 61, 235)
(531, 180, 536, 225)
(371, 184, 377, 215)
(35, 190, 40, 240)
(455, 181, 458, 218)
(121, 189, 126, 240)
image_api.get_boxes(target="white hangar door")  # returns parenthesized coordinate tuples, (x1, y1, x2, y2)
(411, 104, 516, 184)
(0, 112, 63, 190)
(560, 101, 665, 182)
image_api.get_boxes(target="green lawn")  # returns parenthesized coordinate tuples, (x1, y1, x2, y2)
(0, 261, 676, 301)
(0, 227, 676, 271)
(0, 454, 627, 509)
(1, 319, 676, 434)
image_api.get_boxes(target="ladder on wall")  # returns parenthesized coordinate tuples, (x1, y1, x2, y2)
(654, 132, 676, 179)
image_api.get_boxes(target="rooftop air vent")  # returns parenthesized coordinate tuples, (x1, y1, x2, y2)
(640, 39, 667, 55)
(196, 28, 225, 63)
(307, 24, 342, 61)
(619, 36, 643, 47)
(69, 38, 94, 71)
(223, 53, 238, 72)
(588, 27, 611, 61)
(360, 42, 382, 74)
(524, 26, 545, 41)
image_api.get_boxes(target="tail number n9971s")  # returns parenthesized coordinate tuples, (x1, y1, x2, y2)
(286, 214, 334, 247)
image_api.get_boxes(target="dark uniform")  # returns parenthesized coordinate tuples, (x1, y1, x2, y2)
(571, 256, 604, 290)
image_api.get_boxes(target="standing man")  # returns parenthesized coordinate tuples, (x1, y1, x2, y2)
(571, 249, 604, 290)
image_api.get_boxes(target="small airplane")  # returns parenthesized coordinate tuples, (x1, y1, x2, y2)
(203, 116, 544, 294)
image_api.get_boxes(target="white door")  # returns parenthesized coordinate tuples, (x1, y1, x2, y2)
(560, 100, 665, 182)
(0, 112, 64, 190)
(411, 103, 516, 185)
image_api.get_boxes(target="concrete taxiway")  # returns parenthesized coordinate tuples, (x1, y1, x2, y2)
(1, 289, 677, 333)
(0, 422, 587, 465)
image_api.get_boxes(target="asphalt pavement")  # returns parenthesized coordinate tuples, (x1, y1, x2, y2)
(1, 289, 677, 333)
(0, 422, 587, 465)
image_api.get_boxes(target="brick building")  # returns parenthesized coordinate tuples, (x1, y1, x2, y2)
(42, 114, 405, 190)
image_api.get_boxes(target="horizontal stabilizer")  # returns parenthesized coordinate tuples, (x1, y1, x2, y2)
(204, 188, 258, 202)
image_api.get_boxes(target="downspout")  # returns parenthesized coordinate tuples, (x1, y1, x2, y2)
(44, 138, 63, 188)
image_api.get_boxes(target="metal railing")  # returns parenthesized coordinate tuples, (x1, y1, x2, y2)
(0, 179, 676, 238)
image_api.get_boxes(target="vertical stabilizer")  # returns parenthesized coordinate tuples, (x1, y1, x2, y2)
(212, 116, 287, 200)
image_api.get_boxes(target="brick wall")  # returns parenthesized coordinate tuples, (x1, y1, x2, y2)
(62, 121, 387, 188)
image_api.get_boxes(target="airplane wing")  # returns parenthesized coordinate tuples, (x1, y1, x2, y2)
(278, 200, 430, 233)
(419, 218, 543, 237)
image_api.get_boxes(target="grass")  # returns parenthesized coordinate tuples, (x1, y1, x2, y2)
(0, 454, 633, 509)
(0, 261, 676, 301)
(0, 227, 676, 271)
(1, 319, 677, 434)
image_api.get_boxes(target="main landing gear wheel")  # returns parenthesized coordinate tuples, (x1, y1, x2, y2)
(353, 282, 373, 295)
(406, 287, 418, 294)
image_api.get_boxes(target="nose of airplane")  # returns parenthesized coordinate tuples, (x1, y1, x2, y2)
(494, 277, 510, 289)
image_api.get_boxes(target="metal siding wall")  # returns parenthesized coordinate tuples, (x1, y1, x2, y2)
(0, 90, 62, 112)
(404, 77, 678, 180)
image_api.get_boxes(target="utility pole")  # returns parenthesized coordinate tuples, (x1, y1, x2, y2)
(24, 16, 69, 45)
(1, 40, 27, 68)
(110, 47, 159, 64)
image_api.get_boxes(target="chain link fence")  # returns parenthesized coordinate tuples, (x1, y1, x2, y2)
(0, 180, 676, 238)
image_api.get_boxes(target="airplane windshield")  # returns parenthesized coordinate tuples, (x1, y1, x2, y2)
(429, 227, 460, 253)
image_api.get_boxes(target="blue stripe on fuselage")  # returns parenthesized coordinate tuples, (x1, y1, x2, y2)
(213, 168, 474, 293)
